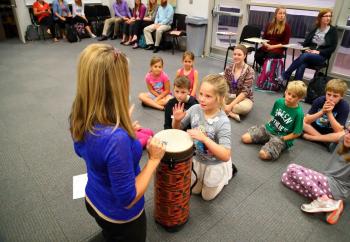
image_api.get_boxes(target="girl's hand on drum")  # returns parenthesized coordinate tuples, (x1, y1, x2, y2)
(147, 137, 166, 164)
(132, 121, 141, 131)
(187, 128, 207, 142)
(173, 102, 186, 121)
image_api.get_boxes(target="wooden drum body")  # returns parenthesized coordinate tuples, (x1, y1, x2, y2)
(153, 129, 194, 232)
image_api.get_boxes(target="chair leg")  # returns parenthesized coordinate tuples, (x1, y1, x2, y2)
(224, 47, 230, 70)
(172, 37, 175, 55)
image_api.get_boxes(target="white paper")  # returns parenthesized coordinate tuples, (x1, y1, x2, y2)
(73, 173, 88, 199)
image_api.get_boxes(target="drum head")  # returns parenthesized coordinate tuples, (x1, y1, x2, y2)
(154, 129, 194, 163)
(154, 129, 193, 153)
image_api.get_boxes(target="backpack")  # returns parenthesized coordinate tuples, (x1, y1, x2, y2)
(91, 21, 104, 37)
(25, 25, 40, 41)
(138, 34, 147, 48)
(66, 25, 79, 43)
(256, 58, 285, 91)
(305, 73, 330, 104)
(74, 23, 88, 39)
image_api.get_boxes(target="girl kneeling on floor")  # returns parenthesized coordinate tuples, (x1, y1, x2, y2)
(172, 74, 237, 201)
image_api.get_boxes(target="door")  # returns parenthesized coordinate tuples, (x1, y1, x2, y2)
(210, 0, 249, 53)
(0, 0, 19, 40)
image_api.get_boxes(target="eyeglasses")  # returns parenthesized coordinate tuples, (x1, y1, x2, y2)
(322, 15, 332, 18)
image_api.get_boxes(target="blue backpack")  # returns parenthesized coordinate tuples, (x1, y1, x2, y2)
(138, 34, 147, 48)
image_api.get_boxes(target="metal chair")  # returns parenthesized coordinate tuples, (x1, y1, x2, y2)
(224, 24, 261, 70)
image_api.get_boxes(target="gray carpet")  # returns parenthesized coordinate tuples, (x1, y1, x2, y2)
(0, 38, 348, 242)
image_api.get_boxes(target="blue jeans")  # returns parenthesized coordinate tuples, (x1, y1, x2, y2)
(284, 53, 326, 81)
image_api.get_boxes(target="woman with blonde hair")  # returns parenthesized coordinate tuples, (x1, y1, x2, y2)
(255, 6, 291, 67)
(69, 43, 165, 242)
(283, 8, 337, 81)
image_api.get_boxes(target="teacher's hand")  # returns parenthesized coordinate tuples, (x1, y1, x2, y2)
(147, 137, 165, 164)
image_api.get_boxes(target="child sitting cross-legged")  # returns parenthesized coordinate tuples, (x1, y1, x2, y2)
(303, 79, 349, 152)
(241, 80, 307, 160)
(164, 76, 198, 130)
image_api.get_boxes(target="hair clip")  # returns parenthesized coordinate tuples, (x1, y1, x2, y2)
(114, 48, 122, 59)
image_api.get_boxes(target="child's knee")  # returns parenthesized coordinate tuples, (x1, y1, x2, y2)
(138, 93, 145, 100)
(241, 133, 252, 143)
(259, 149, 272, 160)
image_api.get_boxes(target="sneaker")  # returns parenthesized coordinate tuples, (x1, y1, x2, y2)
(326, 200, 344, 224)
(90, 33, 96, 38)
(301, 197, 342, 213)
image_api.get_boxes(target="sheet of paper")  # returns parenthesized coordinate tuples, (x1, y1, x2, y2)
(244, 37, 269, 43)
(216, 31, 237, 36)
(73, 173, 88, 199)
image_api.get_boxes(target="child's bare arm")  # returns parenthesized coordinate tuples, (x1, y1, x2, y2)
(187, 129, 231, 161)
(147, 83, 159, 97)
(155, 81, 170, 100)
(281, 133, 301, 141)
(191, 70, 199, 96)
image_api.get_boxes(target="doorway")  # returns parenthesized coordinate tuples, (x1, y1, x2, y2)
(0, 0, 19, 40)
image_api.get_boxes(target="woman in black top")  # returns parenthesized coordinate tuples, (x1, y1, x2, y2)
(283, 8, 337, 81)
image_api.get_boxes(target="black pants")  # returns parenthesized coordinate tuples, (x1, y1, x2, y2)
(85, 200, 147, 242)
(55, 16, 73, 30)
(255, 48, 283, 67)
(73, 15, 88, 25)
(39, 16, 57, 38)
(128, 20, 153, 38)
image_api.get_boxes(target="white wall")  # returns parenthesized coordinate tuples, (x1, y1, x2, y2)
(176, 0, 210, 17)
(15, 0, 32, 43)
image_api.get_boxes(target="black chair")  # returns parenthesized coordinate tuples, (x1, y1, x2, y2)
(224, 24, 261, 70)
(96, 5, 111, 21)
(308, 57, 330, 77)
(84, 4, 99, 23)
(164, 13, 187, 54)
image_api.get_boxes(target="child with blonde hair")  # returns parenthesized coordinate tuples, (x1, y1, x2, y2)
(303, 79, 349, 152)
(175, 51, 199, 97)
(139, 56, 172, 110)
(241, 80, 307, 160)
(172, 74, 237, 201)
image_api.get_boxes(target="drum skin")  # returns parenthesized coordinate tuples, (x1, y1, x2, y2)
(153, 129, 194, 231)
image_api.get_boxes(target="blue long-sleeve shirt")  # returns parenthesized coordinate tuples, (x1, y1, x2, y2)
(74, 125, 143, 221)
(155, 4, 173, 25)
(113, 0, 131, 18)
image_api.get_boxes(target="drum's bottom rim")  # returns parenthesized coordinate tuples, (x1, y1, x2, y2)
(155, 218, 188, 233)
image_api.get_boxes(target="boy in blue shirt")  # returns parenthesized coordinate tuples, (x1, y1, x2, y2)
(241, 81, 307, 160)
(303, 79, 349, 151)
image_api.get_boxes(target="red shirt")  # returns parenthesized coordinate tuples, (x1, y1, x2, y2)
(262, 23, 291, 55)
(33, 1, 50, 22)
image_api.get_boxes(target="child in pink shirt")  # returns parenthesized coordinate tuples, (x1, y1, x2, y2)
(138, 56, 172, 110)
(175, 51, 199, 97)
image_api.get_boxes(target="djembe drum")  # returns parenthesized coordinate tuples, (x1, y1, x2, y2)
(154, 129, 194, 232)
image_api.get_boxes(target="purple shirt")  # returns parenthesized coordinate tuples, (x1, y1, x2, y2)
(133, 3, 146, 20)
(113, 0, 131, 18)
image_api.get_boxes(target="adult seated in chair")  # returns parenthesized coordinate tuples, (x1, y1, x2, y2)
(126, 0, 158, 49)
(33, 0, 58, 42)
(98, 0, 131, 41)
(143, 0, 174, 53)
(52, 0, 73, 40)
(120, 0, 146, 45)
(254, 7, 291, 67)
(72, 0, 96, 38)
(283, 8, 337, 81)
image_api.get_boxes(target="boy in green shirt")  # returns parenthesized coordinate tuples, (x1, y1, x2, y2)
(241, 81, 307, 160)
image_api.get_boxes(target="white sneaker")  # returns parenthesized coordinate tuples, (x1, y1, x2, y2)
(301, 197, 341, 213)
(90, 33, 96, 38)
